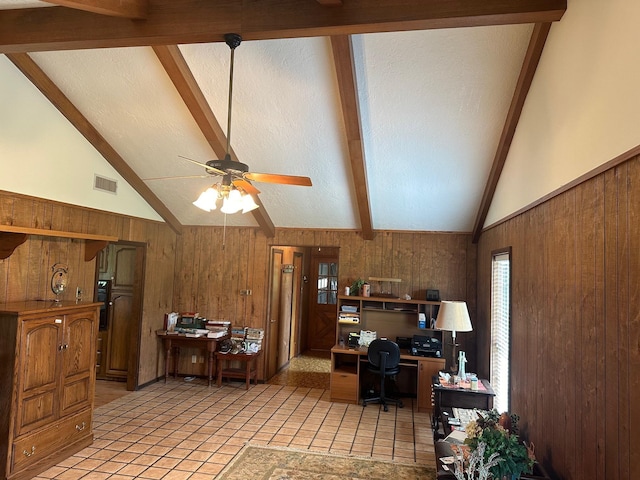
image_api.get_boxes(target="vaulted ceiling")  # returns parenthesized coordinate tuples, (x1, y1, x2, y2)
(0, 1, 566, 240)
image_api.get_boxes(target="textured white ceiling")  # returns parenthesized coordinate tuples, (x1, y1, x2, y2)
(2, 1, 533, 233)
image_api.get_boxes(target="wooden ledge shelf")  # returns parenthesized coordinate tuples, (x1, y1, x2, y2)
(0, 225, 118, 261)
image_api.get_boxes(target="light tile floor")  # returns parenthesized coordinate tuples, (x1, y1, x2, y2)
(35, 379, 436, 479)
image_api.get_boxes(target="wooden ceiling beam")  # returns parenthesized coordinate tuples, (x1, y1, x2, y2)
(152, 44, 275, 238)
(471, 22, 552, 243)
(0, 0, 566, 53)
(5, 52, 183, 236)
(43, 0, 149, 19)
(330, 35, 374, 241)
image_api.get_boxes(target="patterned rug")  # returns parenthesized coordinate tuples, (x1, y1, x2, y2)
(216, 445, 436, 480)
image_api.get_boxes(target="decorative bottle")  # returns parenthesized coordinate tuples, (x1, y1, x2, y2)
(458, 351, 467, 380)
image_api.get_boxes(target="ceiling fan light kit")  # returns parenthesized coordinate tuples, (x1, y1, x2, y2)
(190, 33, 312, 215)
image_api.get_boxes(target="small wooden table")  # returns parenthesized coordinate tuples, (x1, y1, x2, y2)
(216, 350, 262, 389)
(157, 332, 228, 387)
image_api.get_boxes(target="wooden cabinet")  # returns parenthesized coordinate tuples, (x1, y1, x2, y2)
(417, 357, 443, 412)
(330, 350, 359, 403)
(0, 301, 100, 480)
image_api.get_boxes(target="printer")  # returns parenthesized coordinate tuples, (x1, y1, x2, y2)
(411, 335, 442, 358)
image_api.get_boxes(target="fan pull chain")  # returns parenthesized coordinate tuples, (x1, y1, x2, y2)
(222, 212, 227, 248)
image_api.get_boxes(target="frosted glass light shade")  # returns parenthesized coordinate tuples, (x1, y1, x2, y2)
(192, 187, 218, 212)
(241, 193, 259, 213)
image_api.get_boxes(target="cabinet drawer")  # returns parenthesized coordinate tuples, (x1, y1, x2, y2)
(330, 372, 358, 403)
(11, 409, 92, 474)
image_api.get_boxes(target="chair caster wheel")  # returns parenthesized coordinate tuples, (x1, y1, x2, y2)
(383, 405, 389, 412)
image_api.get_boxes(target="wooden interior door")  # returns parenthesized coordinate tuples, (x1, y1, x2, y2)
(278, 262, 293, 371)
(266, 249, 283, 379)
(289, 252, 304, 358)
(104, 245, 135, 379)
(307, 249, 339, 350)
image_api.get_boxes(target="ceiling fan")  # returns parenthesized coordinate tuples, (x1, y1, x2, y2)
(170, 33, 312, 213)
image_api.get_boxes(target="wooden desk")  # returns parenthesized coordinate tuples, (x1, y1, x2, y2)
(157, 333, 227, 386)
(432, 378, 495, 436)
(330, 345, 444, 411)
(216, 351, 262, 389)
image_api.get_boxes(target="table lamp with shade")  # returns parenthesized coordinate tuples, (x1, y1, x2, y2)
(435, 300, 473, 374)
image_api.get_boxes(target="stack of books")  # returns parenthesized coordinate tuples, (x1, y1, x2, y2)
(229, 326, 247, 352)
(206, 320, 231, 338)
(245, 328, 264, 352)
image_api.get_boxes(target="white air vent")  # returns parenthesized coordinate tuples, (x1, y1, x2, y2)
(94, 175, 117, 194)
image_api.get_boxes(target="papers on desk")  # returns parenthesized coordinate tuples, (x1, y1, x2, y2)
(443, 428, 468, 445)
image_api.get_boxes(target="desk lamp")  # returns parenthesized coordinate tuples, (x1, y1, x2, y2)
(435, 301, 473, 373)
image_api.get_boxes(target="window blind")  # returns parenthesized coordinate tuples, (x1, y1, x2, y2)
(491, 252, 510, 413)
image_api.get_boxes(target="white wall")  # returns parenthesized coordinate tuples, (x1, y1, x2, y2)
(0, 55, 162, 222)
(486, 0, 640, 226)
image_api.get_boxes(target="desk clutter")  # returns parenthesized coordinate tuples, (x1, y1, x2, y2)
(219, 326, 264, 354)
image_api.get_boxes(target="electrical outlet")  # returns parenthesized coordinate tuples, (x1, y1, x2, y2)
(240, 289, 252, 296)
(199, 356, 204, 364)
(191, 355, 197, 363)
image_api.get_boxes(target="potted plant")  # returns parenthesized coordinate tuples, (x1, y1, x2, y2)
(463, 409, 535, 479)
(349, 278, 365, 296)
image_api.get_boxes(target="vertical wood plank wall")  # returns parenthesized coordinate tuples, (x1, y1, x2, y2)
(476, 156, 639, 480)
(172, 228, 478, 377)
(0, 190, 478, 388)
(0, 191, 177, 386)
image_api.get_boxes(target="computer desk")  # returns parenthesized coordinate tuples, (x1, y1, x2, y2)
(330, 344, 445, 412)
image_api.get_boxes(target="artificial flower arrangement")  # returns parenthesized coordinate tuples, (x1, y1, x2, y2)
(460, 409, 535, 479)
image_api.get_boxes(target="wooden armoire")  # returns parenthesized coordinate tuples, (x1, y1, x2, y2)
(0, 301, 100, 480)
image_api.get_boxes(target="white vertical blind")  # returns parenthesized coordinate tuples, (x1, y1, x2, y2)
(491, 252, 510, 413)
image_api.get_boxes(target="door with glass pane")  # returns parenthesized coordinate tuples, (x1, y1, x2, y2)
(307, 249, 338, 350)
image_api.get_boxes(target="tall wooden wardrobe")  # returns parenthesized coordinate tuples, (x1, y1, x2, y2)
(0, 301, 100, 480)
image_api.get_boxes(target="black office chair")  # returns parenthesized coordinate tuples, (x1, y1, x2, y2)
(363, 339, 403, 411)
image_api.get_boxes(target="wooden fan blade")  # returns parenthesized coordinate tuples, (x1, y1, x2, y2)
(244, 172, 312, 186)
(178, 155, 226, 176)
(232, 178, 261, 195)
(143, 175, 209, 181)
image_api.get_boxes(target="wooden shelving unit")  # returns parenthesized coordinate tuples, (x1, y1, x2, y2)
(0, 225, 118, 261)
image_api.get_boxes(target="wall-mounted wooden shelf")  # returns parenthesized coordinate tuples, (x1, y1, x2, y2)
(0, 225, 118, 261)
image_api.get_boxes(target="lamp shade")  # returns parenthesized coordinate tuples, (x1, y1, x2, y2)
(435, 301, 473, 332)
(192, 187, 218, 212)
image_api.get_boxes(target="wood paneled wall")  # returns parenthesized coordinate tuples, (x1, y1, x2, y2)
(0, 191, 177, 386)
(0, 190, 478, 387)
(173, 228, 478, 376)
(477, 156, 639, 480)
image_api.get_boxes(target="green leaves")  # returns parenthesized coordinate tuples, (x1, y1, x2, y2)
(465, 410, 534, 479)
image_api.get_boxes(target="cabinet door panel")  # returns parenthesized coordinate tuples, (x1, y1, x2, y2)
(61, 312, 97, 416)
(16, 318, 62, 436)
(19, 391, 56, 434)
(22, 322, 60, 391)
(61, 377, 91, 412)
(417, 358, 444, 412)
(63, 314, 95, 377)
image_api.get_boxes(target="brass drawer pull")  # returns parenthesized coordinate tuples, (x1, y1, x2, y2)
(75, 422, 86, 431)
(23, 446, 36, 457)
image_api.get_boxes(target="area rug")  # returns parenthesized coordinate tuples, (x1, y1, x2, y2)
(216, 445, 436, 480)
